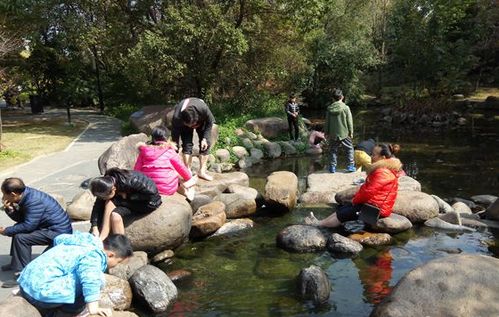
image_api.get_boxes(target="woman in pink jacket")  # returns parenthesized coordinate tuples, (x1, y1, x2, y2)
(134, 127, 197, 200)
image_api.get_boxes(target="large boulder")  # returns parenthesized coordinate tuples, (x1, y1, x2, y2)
(98, 133, 148, 174)
(211, 218, 255, 237)
(327, 233, 363, 255)
(129, 105, 172, 134)
(470, 195, 497, 207)
(371, 213, 412, 234)
(263, 142, 282, 158)
(189, 194, 213, 213)
(397, 176, 421, 192)
(125, 194, 192, 254)
(431, 195, 454, 213)
(485, 198, 499, 221)
(215, 149, 231, 163)
(100, 274, 133, 311)
(452, 201, 472, 214)
(245, 117, 288, 139)
(216, 193, 257, 218)
(297, 265, 331, 305)
(276, 225, 327, 252)
(279, 141, 297, 155)
(225, 184, 262, 202)
(190, 201, 226, 238)
(66, 190, 96, 221)
(334, 186, 360, 204)
(300, 172, 365, 204)
(195, 172, 249, 198)
(348, 232, 392, 247)
(264, 171, 298, 212)
(392, 191, 439, 223)
(370, 254, 499, 317)
(0, 295, 41, 317)
(129, 265, 178, 314)
(108, 251, 148, 280)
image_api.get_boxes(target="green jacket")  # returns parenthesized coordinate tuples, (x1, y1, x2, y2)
(324, 100, 353, 140)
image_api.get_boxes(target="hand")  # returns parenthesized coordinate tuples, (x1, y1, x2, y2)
(91, 226, 100, 237)
(87, 301, 112, 316)
(349, 134, 353, 140)
(3, 200, 13, 213)
(200, 139, 208, 151)
(0, 227, 5, 235)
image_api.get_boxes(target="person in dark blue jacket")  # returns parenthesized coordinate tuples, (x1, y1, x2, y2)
(0, 177, 72, 276)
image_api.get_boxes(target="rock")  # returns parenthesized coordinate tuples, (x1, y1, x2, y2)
(279, 141, 297, 155)
(95, 312, 139, 317)
(276, 225, 327, 252)
(66, 190, 96, 221)
(370, 254, 499, 317)
(298, 265, 331, 305)
(152, 249, 174, 264)
(217, 193, 257, 218)
(226, 184, 262, 202)
(209, 163, 222, 173)
(190, 201, 226, 238)
(0, 295, 41, 317)
(98, 133, 148, 174)
(195, 172, 249, 198)
(452, 201, 472, 214)
(263, 142, 282, 158)
(457, 117, 467, 125)
(470, 195, 497, 207)
(245, 117, 288, 138)
(485, 95, 499, 108)
(371, 214, 412, 234)
(189, 194, 213, 213)
(431, 194, 454, 213)
(250, 148, 264, 160)
(398, 176, 421, 191)
(452, 94, 465, 99)
(211, 218, 255, 237)
(485, 198, 499, 221)
(49, 193, 66, 209)
(334, 186, 359, 204)
(424, 217, 475, 232)
(438, 211, 461, 225)
(108, 251, 148, 280)
(234, 128, 245, 137)
(392, 191, 439, 223)
(300, 172, 366, 204)
(129, 105, 172, 134)
(327, 233, 363, 255)
(232, 146, 249, 159)
(241, 138, 254, 149)
(264, 171, 298, 212)
(348, 232, 392, 246)
(215, 149, 231, 163)
(300, 191, 337, 205)
(167, 269, 193, 283)
(451, 197, 477, 209)
(220, 162, 234, 172)
(125, 194, 192, 254)
(306, 147, 323, 155)
(237, 157, 253, 169)
(100, 274, 133, 310)
(130, 265, 178, 314)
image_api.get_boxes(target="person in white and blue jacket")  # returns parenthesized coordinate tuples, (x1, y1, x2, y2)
(18, 232, 133, 317)
(0, 177, 72, 275)
(285, 94, 300, 141)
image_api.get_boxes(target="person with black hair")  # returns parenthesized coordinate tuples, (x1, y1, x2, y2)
(89, 168, 162, 240)
(308, 124, 325, 149)
(305, 143, 403, 227)
(18, 232, 133, 317)
(324, 89, 355, 173)
(0, 177, 72, 278)
(171, 97, 215, 181)
(285, 94, 300, 141)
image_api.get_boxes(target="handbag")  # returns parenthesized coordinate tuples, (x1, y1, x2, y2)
(358, 181, 396, 226)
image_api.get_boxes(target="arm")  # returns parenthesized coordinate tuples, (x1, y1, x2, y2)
(346, 106, 353, 138)
(285, 103, 293, 116)
(4, 199, 44, 236)
(133, 148, 144, 172)
(352, 169, 390, 205)
(200, 106, 215, 142)
(324, 109, 330, 135)
(170, 153, 192, 181)
(76, 252, 111, 316)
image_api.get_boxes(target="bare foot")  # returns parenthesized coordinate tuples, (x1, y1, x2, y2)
(304, 212, 320, 226)
(198, 172, 213, 181)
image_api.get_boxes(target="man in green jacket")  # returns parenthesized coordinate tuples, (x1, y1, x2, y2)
(324, 89, 355, 173)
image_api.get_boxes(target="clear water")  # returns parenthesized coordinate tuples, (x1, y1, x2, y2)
(136, 109, 499, 317)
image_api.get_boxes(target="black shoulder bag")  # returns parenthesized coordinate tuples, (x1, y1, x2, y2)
(358, 181, 396, 226)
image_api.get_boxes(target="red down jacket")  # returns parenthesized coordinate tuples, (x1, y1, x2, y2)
(352, 158, 402, 217)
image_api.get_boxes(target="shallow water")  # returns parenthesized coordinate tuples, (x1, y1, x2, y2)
(137, 109, 498, 317)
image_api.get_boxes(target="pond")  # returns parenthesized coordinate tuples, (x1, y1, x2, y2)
(139, 108, 499, 317)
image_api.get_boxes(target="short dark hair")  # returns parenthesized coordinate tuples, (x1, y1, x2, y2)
(1, 178, 26, 194)
(332, 89, 343, 101)
(180, 106, 200, 126)
(89, 176, 115, 199)
(376, 143, 393, 158)
(151, 126, 168, 144)
(103, 234, 133, 258)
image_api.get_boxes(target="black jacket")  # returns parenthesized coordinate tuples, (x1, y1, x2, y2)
(171, 98, 215, 143)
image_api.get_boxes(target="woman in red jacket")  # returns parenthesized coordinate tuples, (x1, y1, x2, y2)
(305, 143, 402, 227)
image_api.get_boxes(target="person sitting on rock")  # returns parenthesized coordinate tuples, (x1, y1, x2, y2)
(18, 232, 132, 317)
(134, 126, 197, 201)
(0, 178, 72, 279)
(89, 168, 162, 240)
(305, 144, 402, 227)
(171, 97, 215, 181)
(308, 124, 325, 149)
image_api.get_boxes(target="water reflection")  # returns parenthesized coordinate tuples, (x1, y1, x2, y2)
(353, 249, 393, 305)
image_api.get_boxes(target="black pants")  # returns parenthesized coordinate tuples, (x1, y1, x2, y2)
(287, 115, 299, 140)
(179, 125, 211, 155)
(21, 288, 85, 317)
(10, 229, 61, 272)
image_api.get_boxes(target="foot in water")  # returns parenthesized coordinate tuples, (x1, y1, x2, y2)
(304, 212, 320, 226)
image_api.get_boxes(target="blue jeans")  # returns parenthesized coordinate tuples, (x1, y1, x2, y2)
(329, 137, 354, 168)
(20, 288, 86, 317)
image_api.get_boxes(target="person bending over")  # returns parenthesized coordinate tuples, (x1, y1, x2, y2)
(18, 232, 133, 317)
(89, 168, 162, 240)
(305, 144, 402, 227)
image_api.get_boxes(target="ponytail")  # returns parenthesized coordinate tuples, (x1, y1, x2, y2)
(389, 144, 401, 156)
(377, 143, 393, 158)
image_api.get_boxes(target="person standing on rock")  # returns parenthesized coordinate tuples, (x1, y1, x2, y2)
(324, 89, 355, 173)
(305, 144, 402, 227)
(171, 97, 215, 181)
(0, 177, 72, 279)
(134, 126, 197, 201)
(89, 168, 162, 240)
(18, 232, 132, 317)
(285, 93, 300, 141)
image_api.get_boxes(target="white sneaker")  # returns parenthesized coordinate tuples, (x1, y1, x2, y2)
(185, 187, 196, 201)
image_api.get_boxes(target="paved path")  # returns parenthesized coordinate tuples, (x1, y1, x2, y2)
(0, 109, 122, 299)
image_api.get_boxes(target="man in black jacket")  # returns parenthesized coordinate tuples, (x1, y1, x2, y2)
(0, 178, 72, 276)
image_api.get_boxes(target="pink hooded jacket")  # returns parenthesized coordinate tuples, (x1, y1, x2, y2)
(134, 143, 192, 196)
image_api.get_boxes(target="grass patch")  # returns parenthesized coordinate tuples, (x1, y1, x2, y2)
(0, 119, 87, 171)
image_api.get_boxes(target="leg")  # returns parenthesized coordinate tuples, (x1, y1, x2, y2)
(180, 126, 194, 169)
(110, 212, 125, 235)
(198, 155, 213, 181)
(293, 118, 299, 141)
(287, 116, 294, 140)
(343, 137, 355, 171)
(11, 230, 60, 272)
(329, 140, 339, 173)
(99, 200, 117, 241)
